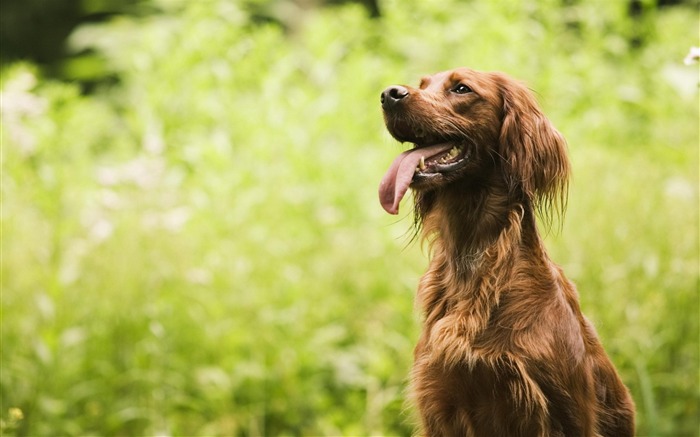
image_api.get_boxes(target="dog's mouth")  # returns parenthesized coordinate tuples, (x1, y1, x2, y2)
(414, 143, 468, 176)
(378, 142, 469, 215)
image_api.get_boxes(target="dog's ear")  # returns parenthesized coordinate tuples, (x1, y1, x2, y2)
(497, 75, 570, 220)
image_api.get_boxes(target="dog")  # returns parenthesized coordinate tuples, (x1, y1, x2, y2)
(378, 68, 635, 436)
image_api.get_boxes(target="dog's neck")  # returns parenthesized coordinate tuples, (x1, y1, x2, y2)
(414, 177, 548, 339)
(417, 175, 542, 275)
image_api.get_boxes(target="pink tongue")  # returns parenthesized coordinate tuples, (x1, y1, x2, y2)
(378, 143, 453, 214)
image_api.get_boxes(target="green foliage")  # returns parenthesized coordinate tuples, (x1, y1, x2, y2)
(2, 1, 698, 435)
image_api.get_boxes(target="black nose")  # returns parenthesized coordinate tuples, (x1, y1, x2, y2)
(381, 85, 409, 109)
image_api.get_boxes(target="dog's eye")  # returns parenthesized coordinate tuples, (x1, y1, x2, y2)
(452, 84, 473, 94)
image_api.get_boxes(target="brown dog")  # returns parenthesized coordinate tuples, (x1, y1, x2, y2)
(378, 68, 635, 436)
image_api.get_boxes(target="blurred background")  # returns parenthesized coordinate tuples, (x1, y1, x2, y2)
(1, 0, 698, 435)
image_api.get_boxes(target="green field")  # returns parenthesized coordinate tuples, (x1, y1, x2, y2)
(2, 1, 698, 435)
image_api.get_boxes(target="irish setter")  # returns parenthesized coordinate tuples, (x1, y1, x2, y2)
(378, 68, 635, 436)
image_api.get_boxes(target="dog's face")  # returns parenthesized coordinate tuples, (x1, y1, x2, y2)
(379, 68, 504, 214)
(379, 67, 569, 217)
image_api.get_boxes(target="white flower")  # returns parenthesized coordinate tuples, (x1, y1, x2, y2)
(684, 46, 700, 65)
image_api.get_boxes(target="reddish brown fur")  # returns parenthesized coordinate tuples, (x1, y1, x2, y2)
(380, 68, 635, 436)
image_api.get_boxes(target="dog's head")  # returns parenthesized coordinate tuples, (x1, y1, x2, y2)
(378, 68, 570, 218)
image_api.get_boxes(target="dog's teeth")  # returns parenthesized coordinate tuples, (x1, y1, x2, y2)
(419, 156, 426, 170)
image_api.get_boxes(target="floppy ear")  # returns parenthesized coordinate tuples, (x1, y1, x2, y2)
(497, 77, 570, 218)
